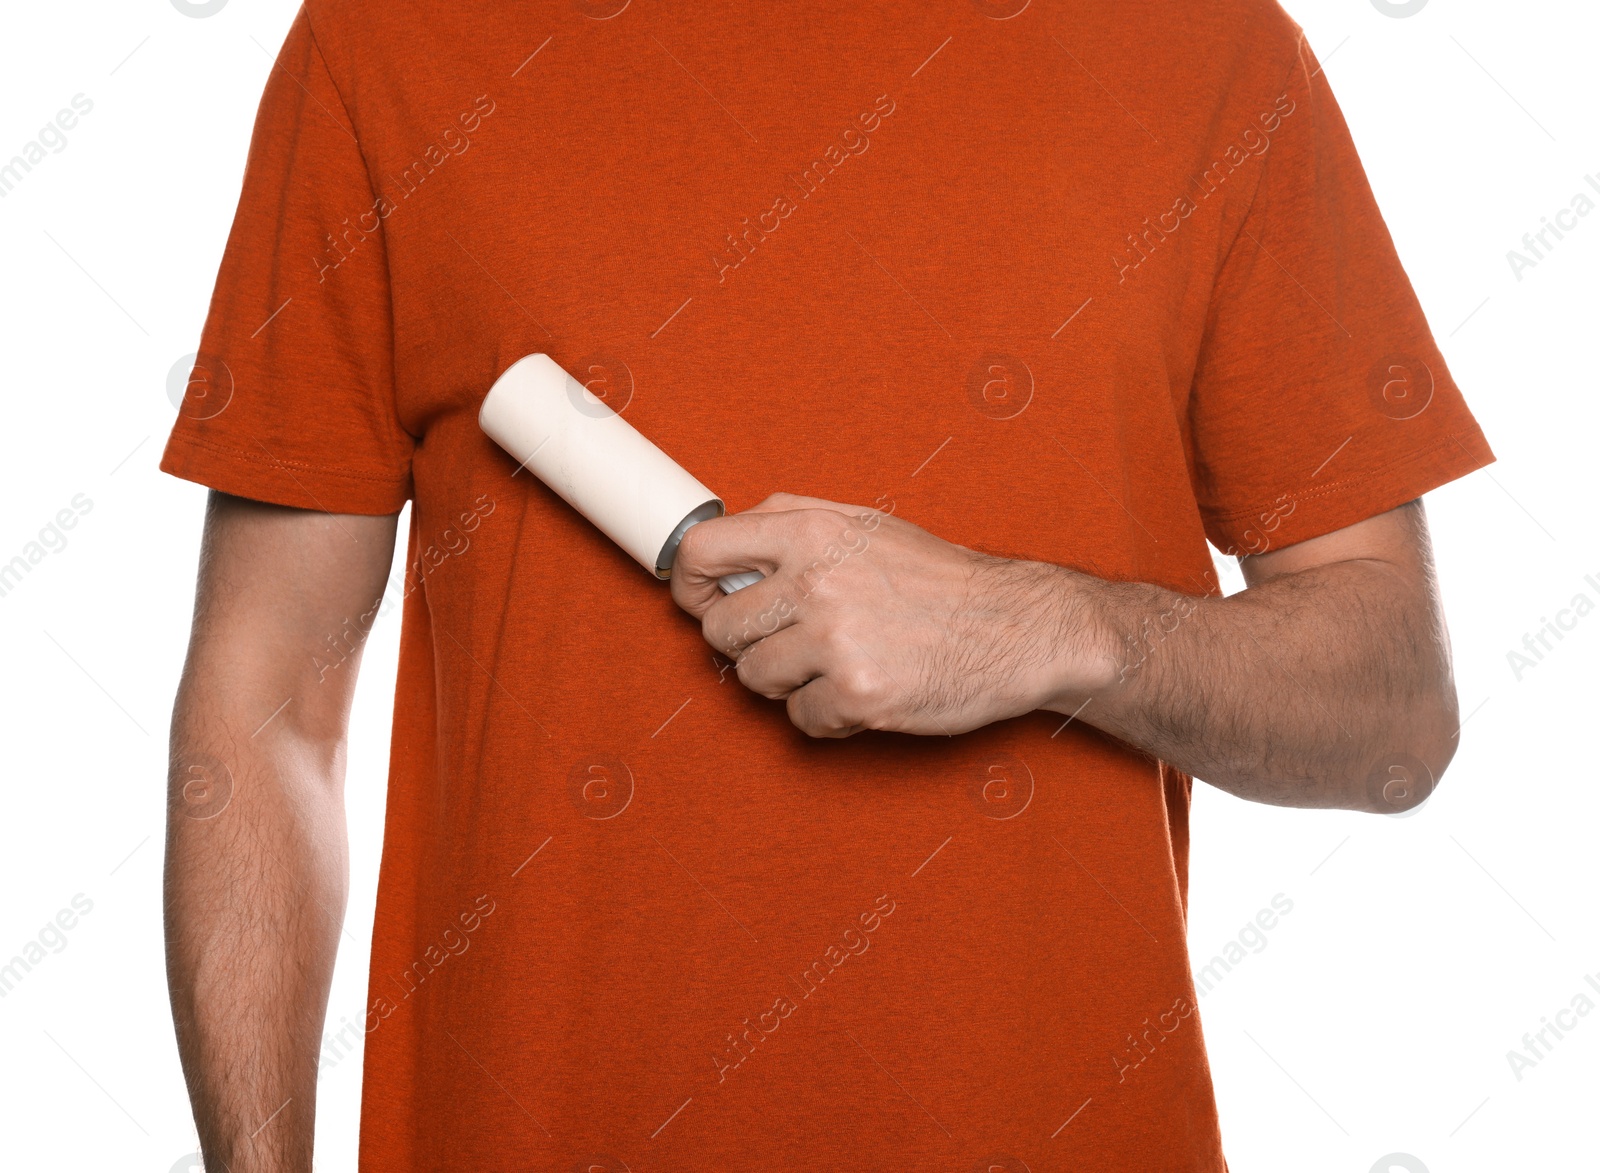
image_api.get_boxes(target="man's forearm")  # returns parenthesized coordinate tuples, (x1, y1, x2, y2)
(163, 492, 396, 1172)
(1037, 554, 1459, 812)
(165, 705, 348, 1171)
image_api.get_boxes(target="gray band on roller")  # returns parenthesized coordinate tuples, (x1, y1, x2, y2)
(655, 499, 725, 577)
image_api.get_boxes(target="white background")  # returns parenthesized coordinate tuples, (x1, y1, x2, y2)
(0, 1, 1594, 1170)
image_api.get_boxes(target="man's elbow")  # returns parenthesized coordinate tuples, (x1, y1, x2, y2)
(1357, 689, 1460, 815)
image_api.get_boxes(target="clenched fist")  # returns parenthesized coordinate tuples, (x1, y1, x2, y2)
(670, 493, 1119, 737)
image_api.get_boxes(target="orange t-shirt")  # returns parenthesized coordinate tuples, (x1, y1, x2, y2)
(162, 1, 1493, 1169)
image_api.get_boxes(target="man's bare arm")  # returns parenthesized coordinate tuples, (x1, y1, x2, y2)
(672, 494, 1457, 813)
(166, 491, 398, 1171)
(1041, 499, 1458, 811)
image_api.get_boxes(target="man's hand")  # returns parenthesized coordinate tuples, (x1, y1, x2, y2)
(673, 493, 1461, 814)
(671, 493, 1121, 738)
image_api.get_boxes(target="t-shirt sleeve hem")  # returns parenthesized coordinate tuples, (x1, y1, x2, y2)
(160, 429, 411, 515)
(1203, 427, 1495, 554)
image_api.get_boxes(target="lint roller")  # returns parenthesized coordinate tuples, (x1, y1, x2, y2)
(479, 353, 763, 594)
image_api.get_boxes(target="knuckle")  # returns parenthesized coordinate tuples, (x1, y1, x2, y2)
(735, 649, 782, 700)
(819, 622, 854, 658)
(734, 656, 759, 692)
(701, 611, 742, 661)
(838, 664, 881, 704)
(786, 693, 826, 738)
(832, 666, 891, 731)
(797, 509, 839, 545)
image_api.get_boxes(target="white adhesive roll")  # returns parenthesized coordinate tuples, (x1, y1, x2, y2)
(480, 353, 762, 593)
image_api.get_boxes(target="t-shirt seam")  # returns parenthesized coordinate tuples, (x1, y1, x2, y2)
(1181, 29, 1314, 449)
(1211, 30, 1313, 285)
(166, 429, 409, 489)
(293, 6, 421, 453)
(1205, 430, 1484, 524)
(299, 4, 361, 143)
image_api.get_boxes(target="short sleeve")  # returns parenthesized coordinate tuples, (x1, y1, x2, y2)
(1187, 33, 1493, 556)
(160, 8, 412, 515)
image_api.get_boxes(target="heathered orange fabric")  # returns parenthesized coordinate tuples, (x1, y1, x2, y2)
(161, 1, 1493, 1168)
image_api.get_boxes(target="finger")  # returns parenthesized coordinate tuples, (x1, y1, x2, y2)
(741, 492, 859, 517)
(670, 511, 800, 618)
(700, 575, 803, 659)
(785, 675, 867, 739)
(787, 641, 900, 737)
(673, 505, 878, 615)
(732, 626, 825, 700)
(741, 494, 892, 533)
